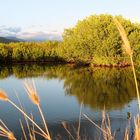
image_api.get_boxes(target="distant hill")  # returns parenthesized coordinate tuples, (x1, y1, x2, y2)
(0, 37, 24, 43)
(6, 36, 24, 42)
(0, 35, 62, 43)
(0, 37, 19, 43)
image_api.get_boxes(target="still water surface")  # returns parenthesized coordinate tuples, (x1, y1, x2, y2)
(0, 64, 139, 139)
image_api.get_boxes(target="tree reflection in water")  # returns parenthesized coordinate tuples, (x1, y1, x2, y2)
(0, 64, 138, 110)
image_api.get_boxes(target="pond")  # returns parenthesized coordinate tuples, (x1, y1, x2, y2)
(0, 64, 139, 140)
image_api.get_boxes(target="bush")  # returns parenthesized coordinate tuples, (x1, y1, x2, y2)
(0, 44, 11, 62)
(62, 14, 140, 64)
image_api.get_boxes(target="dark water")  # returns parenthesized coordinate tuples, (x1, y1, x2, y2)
(0, 64, 139, 140)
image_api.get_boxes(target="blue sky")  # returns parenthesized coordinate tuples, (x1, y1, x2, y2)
(0, 0, 140, 39)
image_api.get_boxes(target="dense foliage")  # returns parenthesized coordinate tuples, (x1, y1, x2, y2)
(0, 14, 140, 66)
(62, 14, 140, 65)
(0, 41, 64, 62)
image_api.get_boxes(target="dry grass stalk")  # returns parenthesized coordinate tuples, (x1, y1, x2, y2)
(30, 114, 36, 140)
(15, 90, 34, 140)
(83, 113, 114, 140)
(38, 105, 51, 140)
(24, 80, 51, 140)
(7, 99, 49, 139)
(83, 114, 108, 136)
(34, 130, 48, 139)
(0, 120, 16, 140)
(62, 121, 75, 140)
(124, 128, 129, 140)
(77, 102, 83, 140)
(134, 115, 140, 140)
(101, 111, 114, 140)
(19, 120, 27, 140)
(114, 18, 140, 110)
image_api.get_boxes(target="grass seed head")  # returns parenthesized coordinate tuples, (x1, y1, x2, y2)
(0, 90, 8, 101)
(0, 120, 16, 140)
(7, 132, 16, 140)
(24, 81, 40, 105)
(114, 18, 133, 56)
(30, 93, 40, 105)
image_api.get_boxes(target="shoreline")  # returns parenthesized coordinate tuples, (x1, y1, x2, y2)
(0, 61, 132, 68)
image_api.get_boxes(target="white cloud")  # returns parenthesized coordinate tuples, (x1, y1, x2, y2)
(128, 16, 140, 23)
(0, 25, 63, 41)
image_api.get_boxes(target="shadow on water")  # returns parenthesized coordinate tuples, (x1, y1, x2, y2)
(0, 64, 138, 110)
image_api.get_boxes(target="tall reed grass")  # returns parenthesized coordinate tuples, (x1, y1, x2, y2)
(24, 80, 51, 140)
(114, 18, 140, 140)
(114, 18, 140, 110)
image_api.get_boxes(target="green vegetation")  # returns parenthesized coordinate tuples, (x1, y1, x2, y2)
(62, 15, 140, 65)
(0, 41, 64, 63)
(0, 14, 140, 66)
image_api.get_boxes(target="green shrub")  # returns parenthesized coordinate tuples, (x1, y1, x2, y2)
(62, 14, 140, 64)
